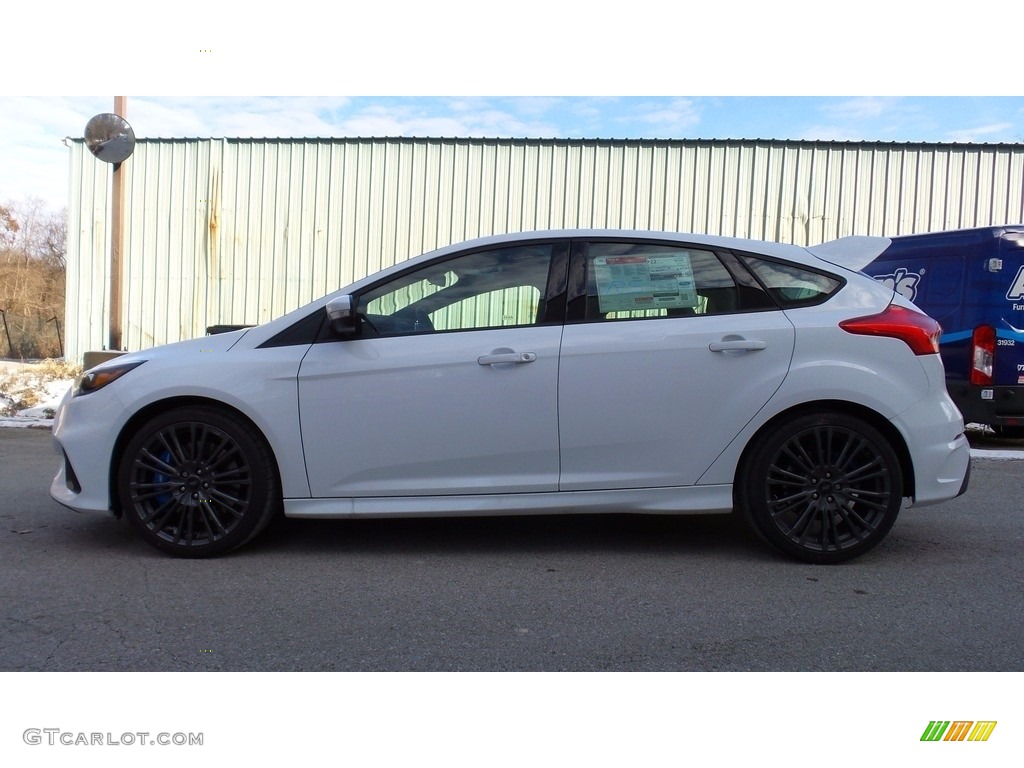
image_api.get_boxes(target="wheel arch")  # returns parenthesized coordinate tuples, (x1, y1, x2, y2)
(109, 396, 284, 518)
(735, 400, 916, 502)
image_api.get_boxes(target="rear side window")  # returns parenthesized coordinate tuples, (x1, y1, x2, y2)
(740, 255, 843, 308)
(579, 242, 773, 321)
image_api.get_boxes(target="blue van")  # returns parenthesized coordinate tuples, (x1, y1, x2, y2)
(863, 225, 1024, 437)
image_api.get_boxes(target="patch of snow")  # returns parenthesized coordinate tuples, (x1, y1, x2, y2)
(0, 378, 73, 427)
(0, 359, 75, 428)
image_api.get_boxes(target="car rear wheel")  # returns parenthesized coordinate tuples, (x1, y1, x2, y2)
(117, 406, 280, 557)
(739, 412, 903, 564)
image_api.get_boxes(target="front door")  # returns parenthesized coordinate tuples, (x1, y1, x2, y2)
(299, 241, 565, 498)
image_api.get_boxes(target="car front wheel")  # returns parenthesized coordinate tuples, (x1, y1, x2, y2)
(117, 406, 280, 557)
(739, 411, 904, 564)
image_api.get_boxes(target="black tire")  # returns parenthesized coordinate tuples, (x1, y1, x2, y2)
(993, 425, 1024, 440)
(738, 411, 903, 564)
(117, 406, 280, 557)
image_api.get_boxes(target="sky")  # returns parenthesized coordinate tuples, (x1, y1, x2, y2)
(4, 1, 1022, 214)
(3, 95, 1024, 214)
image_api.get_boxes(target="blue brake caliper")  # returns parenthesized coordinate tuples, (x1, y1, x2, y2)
(152, 450, 174, 506)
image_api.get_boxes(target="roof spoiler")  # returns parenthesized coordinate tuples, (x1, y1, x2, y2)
(806, 236, 892, 272)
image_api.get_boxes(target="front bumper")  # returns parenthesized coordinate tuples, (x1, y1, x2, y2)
(49, 385, 124, 515)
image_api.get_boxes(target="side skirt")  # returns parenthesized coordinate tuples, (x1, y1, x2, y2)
(283, 485, 734, 519)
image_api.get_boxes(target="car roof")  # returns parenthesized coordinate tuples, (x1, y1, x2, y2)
(238, 229, 885, 349)
(418, 229, 811, 259)
(419, 229, 891, 270)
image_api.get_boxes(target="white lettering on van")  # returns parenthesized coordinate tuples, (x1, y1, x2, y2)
(874, 268, 922, 302)
(1007, 266, 1024, 300)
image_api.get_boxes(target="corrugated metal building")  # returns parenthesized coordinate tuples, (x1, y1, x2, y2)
(66, 137, 1024, 362)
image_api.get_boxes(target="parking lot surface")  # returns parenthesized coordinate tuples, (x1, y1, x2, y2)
(2, 427, 1022, 671)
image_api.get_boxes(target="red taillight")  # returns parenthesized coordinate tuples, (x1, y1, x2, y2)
(839, 304, 941, 356)
(970, 324, 995, 386)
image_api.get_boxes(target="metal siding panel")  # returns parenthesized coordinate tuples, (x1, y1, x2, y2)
(943, 149, 966, 230)
(66, 141, 110, 360)
(575, 144, 596, 228)
(1007, 150, 1024, 223)
(64, 138, 1024, 364)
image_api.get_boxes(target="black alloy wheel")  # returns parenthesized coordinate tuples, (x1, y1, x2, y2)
(117, 406, 279, 557)
(739, 412, 904, 564)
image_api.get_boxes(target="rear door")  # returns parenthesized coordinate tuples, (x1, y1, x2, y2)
(556, 239, 795, 490)
(993, 232, 1024, 386)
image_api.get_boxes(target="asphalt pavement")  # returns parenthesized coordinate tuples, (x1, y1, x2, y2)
(1, 426, 1022, 671)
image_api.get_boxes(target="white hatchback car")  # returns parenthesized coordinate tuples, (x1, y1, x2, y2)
(51, 230, 970, 563)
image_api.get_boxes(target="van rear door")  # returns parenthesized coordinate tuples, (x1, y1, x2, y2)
(864, 226, 1024, 435)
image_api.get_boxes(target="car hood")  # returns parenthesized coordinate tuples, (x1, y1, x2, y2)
(806, 236, 892, 272)
(89, 328, 250, 370)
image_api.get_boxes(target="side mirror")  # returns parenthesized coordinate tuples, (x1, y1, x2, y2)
(325, 295, 360, 336)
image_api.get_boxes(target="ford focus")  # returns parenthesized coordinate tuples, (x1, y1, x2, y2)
(50, 230, 971, 563)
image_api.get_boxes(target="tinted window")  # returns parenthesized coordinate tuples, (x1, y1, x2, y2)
(581, 242, 768, 320)
(358, 244, 553, 336)
(740, 254, 843, 308)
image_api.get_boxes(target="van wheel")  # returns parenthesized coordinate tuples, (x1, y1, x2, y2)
(739, 412, 903, 564)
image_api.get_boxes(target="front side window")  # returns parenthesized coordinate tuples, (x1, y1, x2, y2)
(358, 244, 554, 336)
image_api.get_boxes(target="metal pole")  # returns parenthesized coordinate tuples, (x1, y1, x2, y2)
(50, 316, 64, 358)
(0, 309, 13, 358)
(109, 95, 127, 351)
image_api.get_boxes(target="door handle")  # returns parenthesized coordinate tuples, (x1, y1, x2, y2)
(477, 352, 537, 366)
(708, 339, 767, 353)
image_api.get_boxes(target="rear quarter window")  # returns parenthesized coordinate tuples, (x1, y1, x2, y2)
(740, 254, 843, 308)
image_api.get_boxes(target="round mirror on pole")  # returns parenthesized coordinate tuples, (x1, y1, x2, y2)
(84, 113, 136, 164)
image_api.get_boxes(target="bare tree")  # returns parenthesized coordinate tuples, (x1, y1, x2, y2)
(0, 197, 68, 358)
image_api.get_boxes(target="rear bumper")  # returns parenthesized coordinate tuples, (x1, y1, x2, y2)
(893, 378, 972, 507)
(908, 430, 972, 507)
(957, 458, 971, 498)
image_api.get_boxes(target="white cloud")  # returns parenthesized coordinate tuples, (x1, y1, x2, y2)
(0, 97, 113, 210)
(128, 97, 355, 138)
(823, 97, 899, 121)
(590, 98, 703, 138)
(329, 99, 561, 138)
(795, 125, 869, 142)
(945, 122, 1017, 143)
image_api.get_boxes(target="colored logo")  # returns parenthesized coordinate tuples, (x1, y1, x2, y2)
(874, 268, 921, 302)
(1006, 265, 1024, 300)
(921, 721, 997, 742)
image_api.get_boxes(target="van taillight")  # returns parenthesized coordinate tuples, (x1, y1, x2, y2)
(970, 325, 995, 386)
(839, 304, 941, 355)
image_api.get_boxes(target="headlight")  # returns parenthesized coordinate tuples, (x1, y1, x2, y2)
(73, 360, 146, 396)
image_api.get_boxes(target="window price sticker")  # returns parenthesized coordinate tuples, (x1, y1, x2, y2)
(594, 253, 698, 313)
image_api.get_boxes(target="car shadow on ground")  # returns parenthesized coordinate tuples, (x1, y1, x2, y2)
(246, 511, 774, 561)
